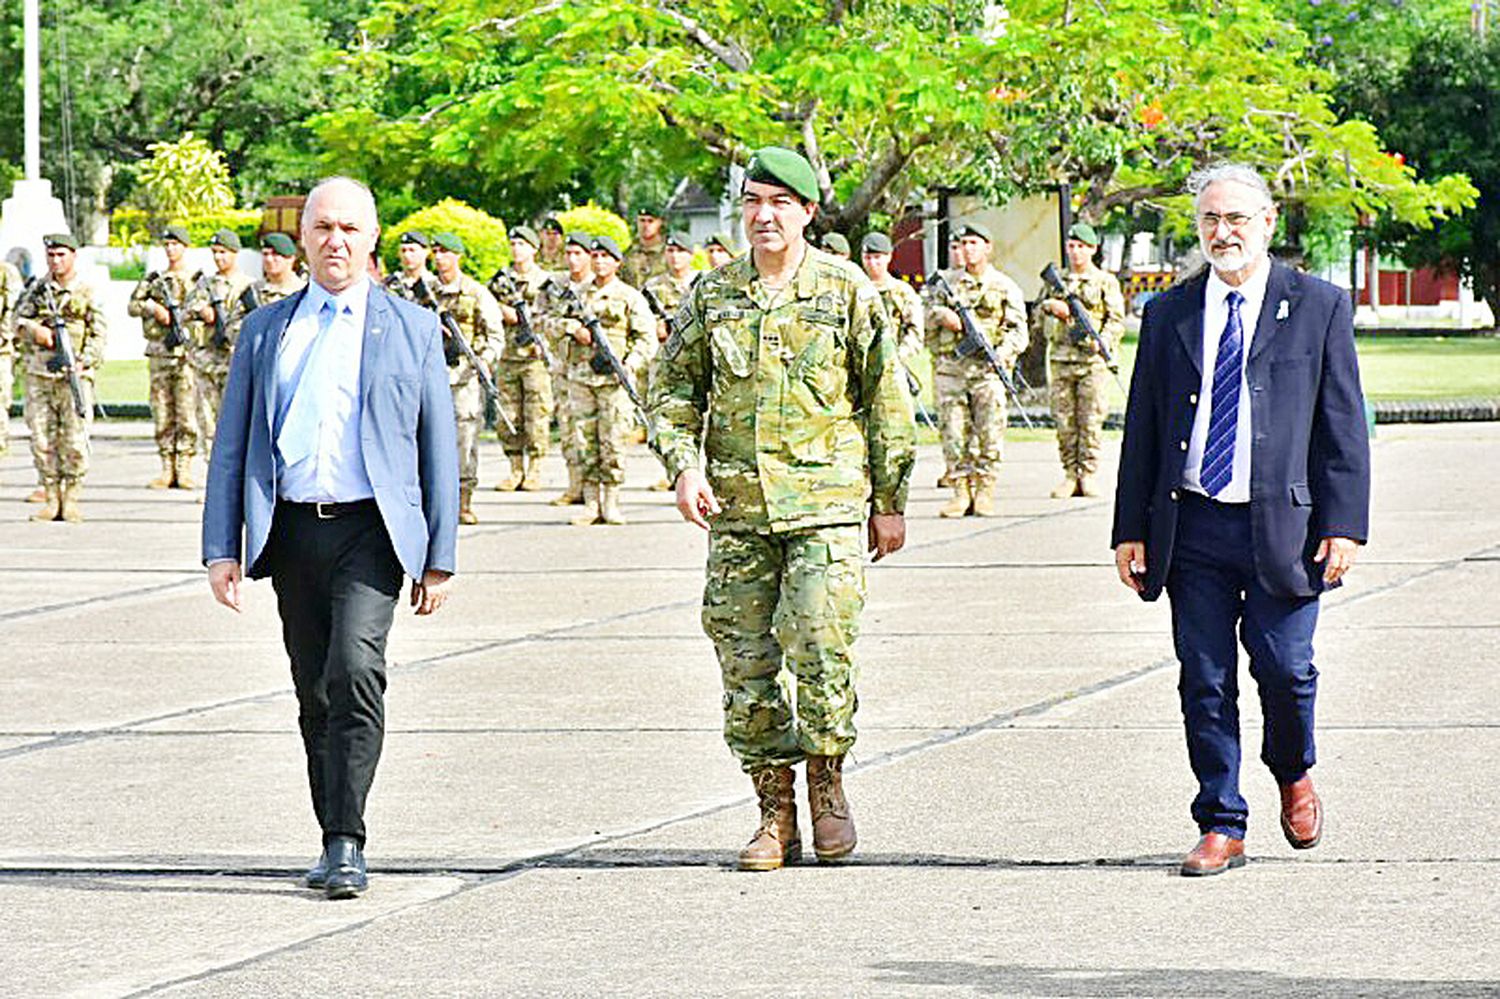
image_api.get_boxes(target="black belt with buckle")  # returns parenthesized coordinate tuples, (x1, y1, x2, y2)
(283, 498, 379, 520)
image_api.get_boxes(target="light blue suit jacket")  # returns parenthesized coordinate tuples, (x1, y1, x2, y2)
(201, 282, 459, 581)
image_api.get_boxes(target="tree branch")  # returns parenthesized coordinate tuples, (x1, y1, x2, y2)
(651, 4, 751, 73)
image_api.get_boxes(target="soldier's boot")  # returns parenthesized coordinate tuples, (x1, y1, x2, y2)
(806, 755, 857, 863)
(26, 484, 46, 503)
(970, 476, 998, 517)
(29, 482, 60, 522)
(58, 480, 83, 524)
(147, 455, 175, 490)
(649, 477, 672, 492)
(936, 470, 956, 489)
(599, 484, 627, 525)
(738, 766, 801, 872)
(550, 467, 584, 506)
(570, 483, 601, 526)
(1050, 475, 1079, 500)
(518, 460, 543, 492)
(459, 487, 480, 525)
(495, 455, 525, 492)
(173, 453, 198, 490)
(939, 480, 972, 518)
(1076, 474, 1101, 498)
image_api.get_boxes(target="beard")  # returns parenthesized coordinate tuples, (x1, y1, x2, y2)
(1201, 231, 1267, 275)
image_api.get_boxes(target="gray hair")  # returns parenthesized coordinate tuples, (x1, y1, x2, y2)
(1186, 163, 1274, 210)
(303, 176, 379, 229)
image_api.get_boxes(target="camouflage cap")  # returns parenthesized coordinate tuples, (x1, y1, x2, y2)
(261, 232, 298, 257)
(161, 224, 191, 246)
(432, 232, 465, 254)
(706, 231, 734, 251)
(43, 232, 78, 251)
(861, 232, 893, 254)
(820, 232, 850, 256)
(1067, 221, 1101, 246)
(565, 231, 592, 250)
(540, 217, 564, 234)
(745, 146, 819, 203)
(399, 230, 430, 247)
(955, 221, 993, 243)
(508, 224, 540, 249)
(665, 231, 692, 250)
(591, 235, 624, 260)
(209, 228, 242, 251)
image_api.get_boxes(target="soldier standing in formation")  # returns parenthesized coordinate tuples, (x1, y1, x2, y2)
(925, 222, 1028, 518)
(543, 232, 596, 507)
(0, 253, 21, 458)
(647, 147, 915, 870)
(489, 224, 554, 491)
(642, 231, 697, 491)
(430, 232, 503, 525)
(231, 233, 306, 325)
(622, 205, 669, 287)
(566, 236, 653, 525)
(129, 225, 200, 490)
(384, 230, 437, 301)
(14, 234, 106, 523)
(704, 232, 735, 270)
(859, 231, 926, 376)
(1036, 222, 1125, 498)
(187, 229, 252, 465)
(537, 217, 566, 271)
(820, 232, 851, 260)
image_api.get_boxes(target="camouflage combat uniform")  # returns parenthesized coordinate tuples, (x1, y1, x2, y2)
(490, 265, 555, 471)
(433, 273, 502, 494)
(539, 272, 592, 496)
(1037, 265, 1125, 482)
(647, 248, 916, 771)
(228, 274, 306, 326)
(572, 276, 654, 487)
(129, 268, 200, 476)
(623, 237, 668, 289)
(13, 274, 106, 488)
(383, 270, 436, 304)
(0, 261, 21, 456)
(871, 273, 926, 378)
(186, 267, 252, 461)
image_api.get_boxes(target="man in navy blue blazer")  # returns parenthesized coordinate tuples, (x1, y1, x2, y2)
(202, 177, 459, 898)
(1112, 163, 1370, 877)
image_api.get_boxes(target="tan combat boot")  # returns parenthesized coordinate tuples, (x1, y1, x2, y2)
(1076, 474, 1101, 497)
(29, 482, 60, 522)
(495, 455, 525, 491)
(26, 484, 46, 503)
(58, 480, 83, 523)
(970, 475, 997, 517)
(550, 466, 583, 506)
(570, 483, 601, 526)
(147, 455, 175, 490)
(936, 470, 955, 489)
(1050, 475, 1078, 499)
(599, 484, 627, 525)
(173, 453, 197, 490)
(518, 460, 543, 491)
(806, 755, 857, 862)
(459, 487, 479, 525)
(738, 766, 802, 871)
(939, 479, 972, 518)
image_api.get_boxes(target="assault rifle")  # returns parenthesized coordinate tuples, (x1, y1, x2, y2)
(1039, 263, 1127, 395)
(547, 279, 653, 437)
(410, 276, 514, 435)
(148, 272, 190, 350)
(238, 284, 262, 314)
(925, 272, 1035, 429)
(34, 281, 88, 418)
(194, 272, 231, 348)
(488, 270, 554, 368)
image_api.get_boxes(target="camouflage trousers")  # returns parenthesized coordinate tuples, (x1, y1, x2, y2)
(1050, 360, 1110, 477)
(934, 358, 1007, 478)
(191, 355, 230, 462)
(452, 378, 483, 492)
(27, 373, 93, 483)
(0, 356, 12, 455)
(552, 369, 579, 467)
(148, 355, 198, 458)
(496, 356, 553, 459)
(702, 524, 866, 771)
(568, 378, 630, 485)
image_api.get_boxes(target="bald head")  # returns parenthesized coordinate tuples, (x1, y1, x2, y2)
(301, 177, 380, 293)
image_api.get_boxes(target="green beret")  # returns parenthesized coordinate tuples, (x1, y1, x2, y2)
(821, 232, 850, 256)
(745, 146, 819, 203)
(541, 217, 564, 233)
(1067, 221, 1101, 246)
(665, 231, 692, 250)
(432, 232, 465, 254)
(261, 232, 297, 257)
(591, 235, 623, 260)
(861, 232, 893, 254)
(399, 230, 430, 247)
(635, 204, 664, 219)
(209, 228, 242, 252)
(509, 225, 539, 249)
(706, 231, 734, 251)
(956, 221, 993, 243)
(43, 233, 78, 251)
(161, 224, 191, 246)
(565, 231, 592, 250)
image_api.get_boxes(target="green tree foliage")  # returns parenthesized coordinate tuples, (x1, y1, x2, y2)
(133, 134, 235, 218)
(384, 198, 511, 279)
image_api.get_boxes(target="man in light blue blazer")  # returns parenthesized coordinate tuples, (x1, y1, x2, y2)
(202, 177, 459, 899)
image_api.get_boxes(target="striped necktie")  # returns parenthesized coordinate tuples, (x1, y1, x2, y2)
(1199, 289, 1244, 498)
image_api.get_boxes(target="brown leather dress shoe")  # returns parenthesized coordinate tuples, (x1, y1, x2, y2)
(1180, 832, 1245, 876)
(1280, 776, 1323, 849)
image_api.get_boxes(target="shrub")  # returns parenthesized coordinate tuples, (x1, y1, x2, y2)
(385, 199, 510, 280)
(554, 203, 631, 251)
(108, 206, 260, 249)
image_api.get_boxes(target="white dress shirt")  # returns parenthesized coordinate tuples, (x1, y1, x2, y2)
(274, 278, 376, 503)
(1181, 259, 1270, 503)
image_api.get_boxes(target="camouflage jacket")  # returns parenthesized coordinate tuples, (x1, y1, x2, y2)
(924, 265, 1028, 371)
(642, 271, 696, 348)
(648, 247, 916, 533)
(489, 263, 551, 365)
(128, 267, 197, 358)
(14, 274, 108, 380)
(623, 238, 668, 288)
(383, 270, 438, 304)
(227, 275, 306, 331)
(433, 272, 502, 387)
(1036, 265, 1125, 365)
(872, 275, 925, 364)
(537, 274, 593, 373)
(0, 261, 22, 358)
(185, 268, 253, 372)
(575, 277, 655, 388)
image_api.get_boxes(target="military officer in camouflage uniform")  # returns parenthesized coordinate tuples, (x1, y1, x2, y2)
(705, 232, 736, 270)
(1037, 222, 1125, 498)
(820, 232, 851, 260)
(384, 230, 438, 302)
(538, 217, 566, 271)
(622, 205, 669, 287)
(186, 229, 252, 464)
(14, 234, 106, 522)
(648, 147, 915, 871)
(860, 231, 926, 374)
(430, 232, 502, 524)
(541, 232, 596, 506)
(489, 224, 554, 491)
(0, 255, 22, 457)
(129, 225, 200, 489)
(925, 222, 1028, 517)
(642, 232, 698, 491)
(562, 235, 653, 525)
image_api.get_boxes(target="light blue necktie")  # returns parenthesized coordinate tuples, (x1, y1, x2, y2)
(1199, 289, 1244, 498)
(276, 300, 339, 467)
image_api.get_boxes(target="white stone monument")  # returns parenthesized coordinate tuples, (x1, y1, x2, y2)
(0, 0, 71, 277)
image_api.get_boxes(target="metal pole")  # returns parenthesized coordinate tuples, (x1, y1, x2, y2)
(1057, 182, 1073, 260)
(24, 0, 40, 181)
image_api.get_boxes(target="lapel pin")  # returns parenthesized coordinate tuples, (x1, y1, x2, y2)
(1276, 299, 1289, 321)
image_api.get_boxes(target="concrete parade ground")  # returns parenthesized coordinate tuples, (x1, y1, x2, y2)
(0, 423, 1497, 997)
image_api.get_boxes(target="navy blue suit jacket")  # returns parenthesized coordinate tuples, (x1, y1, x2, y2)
(201, 282, 459, 581)
(1111, 262, 1370, 601)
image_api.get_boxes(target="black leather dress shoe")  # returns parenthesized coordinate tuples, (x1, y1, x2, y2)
(323, 836, 368, 900)
(303, 848, 331, 889)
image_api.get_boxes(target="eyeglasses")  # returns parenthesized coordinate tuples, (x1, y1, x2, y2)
(1197, 210, 1266, 232)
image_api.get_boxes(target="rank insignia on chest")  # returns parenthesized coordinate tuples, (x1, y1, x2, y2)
(760, 325, 782, 352)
